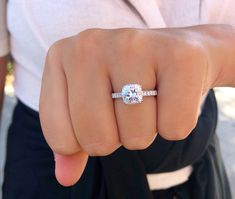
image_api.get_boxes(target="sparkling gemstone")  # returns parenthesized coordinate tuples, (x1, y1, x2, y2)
(122, 84, 143, 104)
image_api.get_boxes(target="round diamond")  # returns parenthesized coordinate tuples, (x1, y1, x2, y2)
(122, 84, 143, 104)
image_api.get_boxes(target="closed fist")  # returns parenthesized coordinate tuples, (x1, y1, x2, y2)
(40, 25, 229, 186)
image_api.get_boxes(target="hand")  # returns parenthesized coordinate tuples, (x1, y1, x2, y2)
(39, 25, 235, 186)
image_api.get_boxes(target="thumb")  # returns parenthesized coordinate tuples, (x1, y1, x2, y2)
(54, 151, 88, 187)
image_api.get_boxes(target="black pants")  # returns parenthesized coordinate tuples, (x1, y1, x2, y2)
(2, 100, 190, 199)
(3, 100, 72, 198)
(3, 98, 227, 199)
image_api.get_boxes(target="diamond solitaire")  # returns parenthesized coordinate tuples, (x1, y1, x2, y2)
(112, 84, 157, 104)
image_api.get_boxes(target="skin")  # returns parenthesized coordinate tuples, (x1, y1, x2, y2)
(39, 24, 235, 186)
(0, 56, 8, 121)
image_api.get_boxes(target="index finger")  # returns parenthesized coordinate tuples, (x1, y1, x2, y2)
(39, 41, 88, 186)
(39, 41, 80, 154)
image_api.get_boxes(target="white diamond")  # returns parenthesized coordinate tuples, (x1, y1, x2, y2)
(122, 84, 143, 104)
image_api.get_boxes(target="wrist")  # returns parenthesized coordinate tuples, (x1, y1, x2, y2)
(191, 25, 235, 88)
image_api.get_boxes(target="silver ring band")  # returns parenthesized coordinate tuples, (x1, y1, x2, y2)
(112, 90, 157, 98)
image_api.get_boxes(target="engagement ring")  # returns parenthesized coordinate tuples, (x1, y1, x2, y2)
(112, 84, 157, 104)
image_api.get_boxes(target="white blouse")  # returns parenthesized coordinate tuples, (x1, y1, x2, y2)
(0, 0, 235, 110)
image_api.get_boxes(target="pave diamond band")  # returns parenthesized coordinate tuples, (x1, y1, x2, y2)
(112, 84, 157, 104)
(111, 90, 157, 98)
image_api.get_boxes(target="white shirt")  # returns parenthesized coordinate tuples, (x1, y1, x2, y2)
(0, 0, 235, 110)
(6, 0, 148, 110)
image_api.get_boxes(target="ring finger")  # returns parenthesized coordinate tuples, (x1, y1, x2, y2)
(110, 61, 157, 150)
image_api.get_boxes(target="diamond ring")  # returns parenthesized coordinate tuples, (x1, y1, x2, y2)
(112, 84, 157, 104)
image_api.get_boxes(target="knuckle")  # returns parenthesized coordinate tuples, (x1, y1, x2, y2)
(159, 130, 189, 141)
(45, 39, 65, 68)
(40, 121, 80, 156)
(77, 28, 103, 46)
(159, 122, 197, 141)
(171, 38, 206, 66)
(50, 142, 79, 155)
(74, 29, 104, 59)
(47, 40, 63, 58)
(119, 29, 143, 53)
(78, 28, 102, 38)
(122, 135, 155, 150)
(82, 141, 119, 156)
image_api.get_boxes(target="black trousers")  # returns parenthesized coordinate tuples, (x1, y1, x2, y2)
(2, 92, 231, 199)
(2, 100, 189, 199)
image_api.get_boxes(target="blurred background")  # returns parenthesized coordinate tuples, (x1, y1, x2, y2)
(0, 72, 235, 198)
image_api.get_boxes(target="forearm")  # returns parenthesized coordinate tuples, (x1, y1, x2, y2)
(0, 55, 8, 120)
